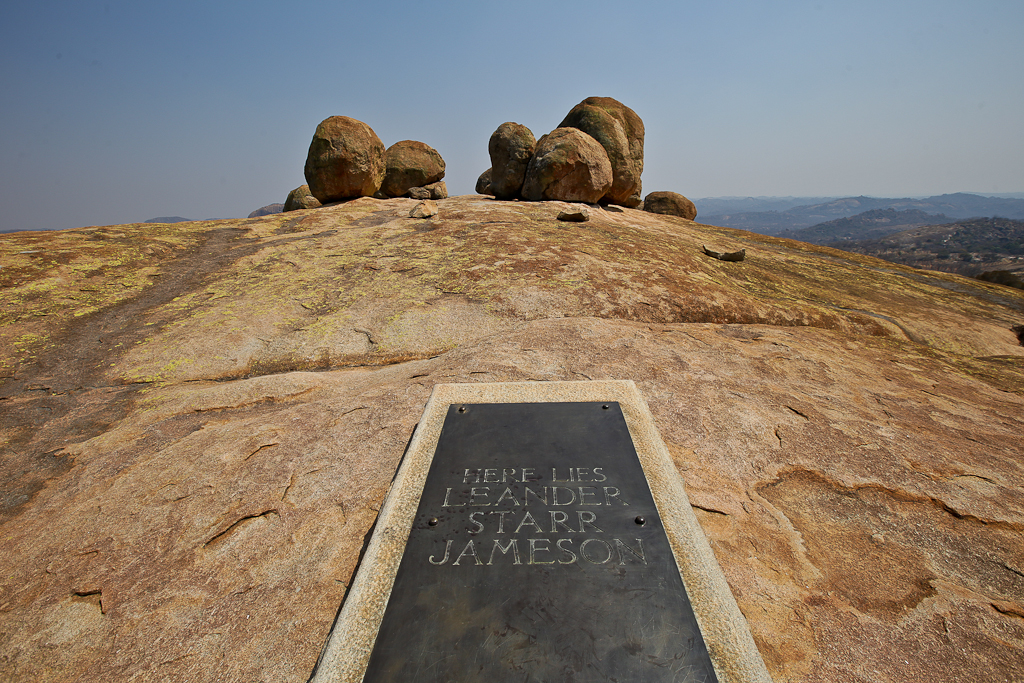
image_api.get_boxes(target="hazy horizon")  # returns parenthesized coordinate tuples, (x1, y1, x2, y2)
(2, 1, 1022, 232)
(2, 190, 1022, 234)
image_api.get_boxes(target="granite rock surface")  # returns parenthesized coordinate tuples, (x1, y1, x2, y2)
(1, 195, 1023, 682)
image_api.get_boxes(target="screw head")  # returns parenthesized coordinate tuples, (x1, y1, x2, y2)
(634, 516, 646, 526)
(428, 517, 439, 526)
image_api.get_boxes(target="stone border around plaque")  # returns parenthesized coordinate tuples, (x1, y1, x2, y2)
(309, 380, 773, 683)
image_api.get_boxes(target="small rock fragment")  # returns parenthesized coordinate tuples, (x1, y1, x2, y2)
(557, 207, 590, 222)
(425, 180, 448, 199)
(410, 200, 438, 218)
(703, 245, 746, 262)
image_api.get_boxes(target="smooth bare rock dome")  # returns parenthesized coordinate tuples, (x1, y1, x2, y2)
(476, 168, 493, 195)
(521, 128, 613, 204)
(284, 184, 323, 212)
(559, 96, 644, 206)
(381, 140, 445, 198)
(643, 191, 697, 220)
(488, 122, 536, 200)
(1, 196, 1023, 682)
(303, 116, 385, 202)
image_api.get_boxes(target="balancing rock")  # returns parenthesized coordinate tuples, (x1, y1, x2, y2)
(304, 116, 386, 203)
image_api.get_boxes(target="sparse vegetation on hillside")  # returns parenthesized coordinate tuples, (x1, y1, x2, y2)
(975, 270, 1024, 290)
(829, 217, 1024, 278)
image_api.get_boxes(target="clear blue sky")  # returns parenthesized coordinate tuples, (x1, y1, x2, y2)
(1, 0, 1022, 231)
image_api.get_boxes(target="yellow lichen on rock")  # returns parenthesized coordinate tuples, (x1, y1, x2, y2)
(1, 195, 1023, 683)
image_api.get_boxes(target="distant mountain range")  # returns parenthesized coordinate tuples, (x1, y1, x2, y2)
(698, 193, 1024, 235)
(777, 209, 952, 244)
(143, 216, 193, 223)
(248, 203, 284, 218)
(693, 196, 842, 215)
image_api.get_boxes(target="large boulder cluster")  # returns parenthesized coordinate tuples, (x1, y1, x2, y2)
(279, 102, 697, 221)
(284, 116, 447, 211)
(477, 97, 645, 207)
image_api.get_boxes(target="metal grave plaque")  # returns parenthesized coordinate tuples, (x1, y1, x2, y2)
(361, 401, 718, 682)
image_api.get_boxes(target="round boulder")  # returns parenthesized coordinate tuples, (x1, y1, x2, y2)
(559, 97, 644, 206)
(476, 168, 493, 195)
(283, 185, 322, 212)
(304, 116, 385, 203)
(521, 128, 613, 204)
(643, 191, 697, 220)
(488, 122, 536, 200)
(381, 140, 445, 198)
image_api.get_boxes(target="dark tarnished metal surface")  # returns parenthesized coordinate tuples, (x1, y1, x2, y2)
(362, 402, 718, 683)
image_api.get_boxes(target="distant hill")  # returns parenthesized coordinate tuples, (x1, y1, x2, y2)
(144, 216, 192, 223)
(248, 203, 284, 218)
(693, 196, 841, 215)
(779, 209, 951, 244)
(829, 216, 1024, 277)
(702, 193, 1024, 234)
